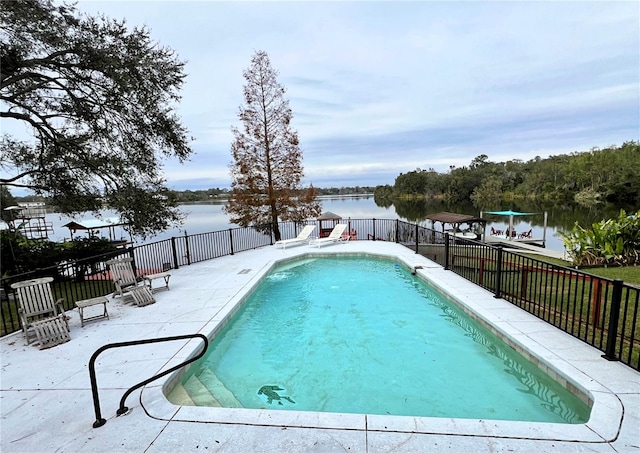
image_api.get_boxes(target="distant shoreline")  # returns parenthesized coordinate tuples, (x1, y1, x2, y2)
(177, 193, 375, 205)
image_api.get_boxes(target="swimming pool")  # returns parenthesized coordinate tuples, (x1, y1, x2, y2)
(166, 255, 590, 423)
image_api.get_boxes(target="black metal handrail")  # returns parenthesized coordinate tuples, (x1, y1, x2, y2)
(88, 333, 208, 428)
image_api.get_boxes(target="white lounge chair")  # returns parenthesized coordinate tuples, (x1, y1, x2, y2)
(274, 225, 316, 249)
(309, 224, 348, 247)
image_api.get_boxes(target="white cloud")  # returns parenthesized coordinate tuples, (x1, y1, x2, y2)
(34, 1, 640, 187)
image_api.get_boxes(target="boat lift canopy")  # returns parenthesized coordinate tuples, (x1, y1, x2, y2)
(62, 217, 129, 242)
(483, 210, 537, 217)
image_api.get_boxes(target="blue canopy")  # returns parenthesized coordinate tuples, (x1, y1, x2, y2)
(484, 210, 537, 216)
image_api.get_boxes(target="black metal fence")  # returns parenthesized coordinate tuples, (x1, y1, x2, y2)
(418, 231, 639, 371)
(2, 218, 638, 371)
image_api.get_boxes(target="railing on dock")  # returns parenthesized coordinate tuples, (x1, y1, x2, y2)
(1, 219, 638, 371)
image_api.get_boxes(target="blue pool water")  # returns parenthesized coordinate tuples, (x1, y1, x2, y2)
(168, 256, 590, 423)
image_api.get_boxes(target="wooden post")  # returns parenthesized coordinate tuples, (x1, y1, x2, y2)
(592, 278, 602, 325)
(521, 267, 528, 299)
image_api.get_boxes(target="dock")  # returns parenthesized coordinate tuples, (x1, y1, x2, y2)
(485, 237, 569, 261)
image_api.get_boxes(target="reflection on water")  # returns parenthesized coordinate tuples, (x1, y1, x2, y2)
(43, 196, 633, 254)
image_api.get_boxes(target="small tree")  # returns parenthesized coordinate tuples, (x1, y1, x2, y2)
(0, 0, 192, 237)
(225, 50, 320, 241)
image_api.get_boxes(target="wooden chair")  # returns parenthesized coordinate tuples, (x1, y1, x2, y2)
(106, 257, 143, 298)
(10, 277, 70, 348)
(518, 229, 533, 239)
(128, 286, 156, 307)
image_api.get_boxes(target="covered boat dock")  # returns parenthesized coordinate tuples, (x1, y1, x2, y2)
(62, 217, 132, 246)
(425, 212, 486, 239)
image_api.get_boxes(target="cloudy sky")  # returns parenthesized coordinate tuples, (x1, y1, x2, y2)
(75, 1, 639, 190)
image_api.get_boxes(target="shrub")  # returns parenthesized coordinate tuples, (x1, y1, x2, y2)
(1, 232, 118, 278)
(560, 209, 640, 266)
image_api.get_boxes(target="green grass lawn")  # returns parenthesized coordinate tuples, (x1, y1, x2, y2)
(521, 254, 640, 285)
(582, 266, 640, 286)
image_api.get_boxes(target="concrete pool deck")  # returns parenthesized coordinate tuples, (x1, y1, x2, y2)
(1, 241, 638, 452)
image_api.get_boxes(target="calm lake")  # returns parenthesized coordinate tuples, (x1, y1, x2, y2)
(45, 195, 634, 254)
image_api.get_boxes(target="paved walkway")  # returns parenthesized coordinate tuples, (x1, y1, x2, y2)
(1, 242, 638, 452)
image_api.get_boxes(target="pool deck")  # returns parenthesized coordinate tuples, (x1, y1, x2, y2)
(1, 241, 639, 452)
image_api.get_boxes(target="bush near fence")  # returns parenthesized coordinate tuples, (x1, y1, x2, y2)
(1, 219, 637, 371)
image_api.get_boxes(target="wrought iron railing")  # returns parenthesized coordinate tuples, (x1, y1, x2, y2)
(427, 232, 639, 371)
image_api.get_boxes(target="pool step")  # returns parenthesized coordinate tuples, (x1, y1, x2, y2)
(271, 258, 317, 273)
(182, 372, 222, 406)
(165, 380, 196, 406)
(196, 368, 243, 408)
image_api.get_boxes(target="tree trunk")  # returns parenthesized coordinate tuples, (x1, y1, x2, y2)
(271, 202, 281, 241)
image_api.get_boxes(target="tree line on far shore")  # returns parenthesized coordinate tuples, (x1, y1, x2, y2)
(165, 186, 377, 203)
(374, 141, 639, 208)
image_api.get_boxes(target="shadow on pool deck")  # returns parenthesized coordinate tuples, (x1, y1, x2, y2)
(1, 242, 639, 452)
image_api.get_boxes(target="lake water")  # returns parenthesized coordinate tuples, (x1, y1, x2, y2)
(45, 195, 568, 252)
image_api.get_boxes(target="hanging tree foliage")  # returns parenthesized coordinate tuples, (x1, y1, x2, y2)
(225, 50, 320, 241)
(0, 0, 193, 237)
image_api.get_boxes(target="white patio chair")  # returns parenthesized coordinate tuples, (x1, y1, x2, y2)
(274, 225, 316, 249)
(309, 224, 348, 247)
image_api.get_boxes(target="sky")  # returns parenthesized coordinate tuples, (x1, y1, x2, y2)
(60, 1, 640, 189)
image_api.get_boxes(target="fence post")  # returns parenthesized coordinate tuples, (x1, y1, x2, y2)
(171, 237, 179, 269)
(184, 231, 191, 265)
(372, 218, 376, 241)
(414, 222, 418, 254)
(127, 247, 137, 274)
(494, 246, 503, 299)
(229, 229, 234, 255)
(602, 279, 624, 361)
(396, 219, 400, 244)
(444, 233, 450, 270)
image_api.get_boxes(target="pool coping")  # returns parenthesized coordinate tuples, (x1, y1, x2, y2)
(140, 247, 624, 443)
